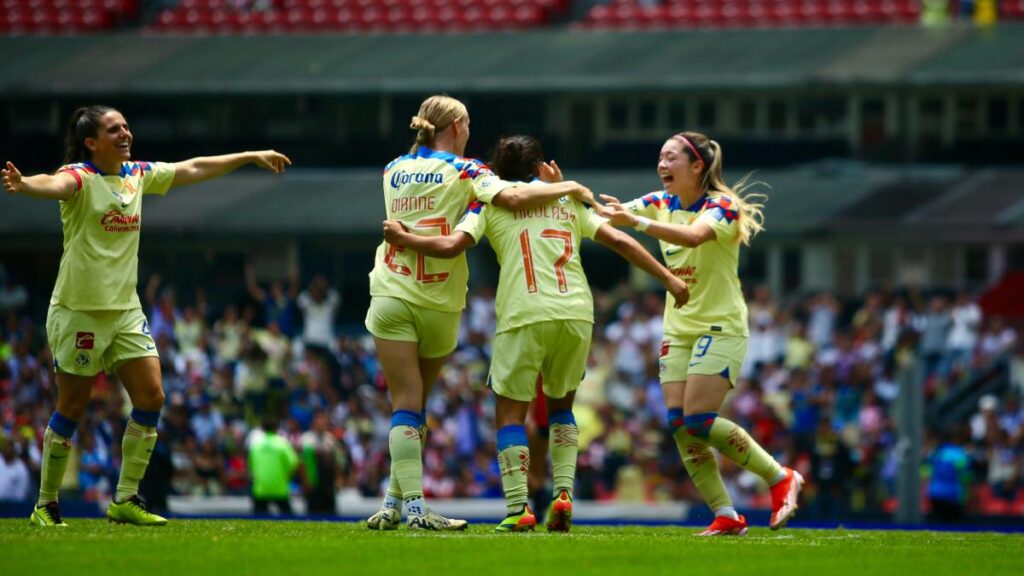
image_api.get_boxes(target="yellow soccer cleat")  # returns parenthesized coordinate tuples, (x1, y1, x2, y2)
(106, 495, 168, 526)
(495, 505, 537, 533)
(30, 502, 68, 527)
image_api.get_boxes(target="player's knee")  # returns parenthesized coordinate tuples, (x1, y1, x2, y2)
(683, 412, 718, 441)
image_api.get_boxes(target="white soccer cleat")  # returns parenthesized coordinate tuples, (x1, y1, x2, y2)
(366, 507, 401, 531)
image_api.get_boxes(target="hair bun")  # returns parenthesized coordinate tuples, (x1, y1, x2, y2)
(410, 116, 436, 137)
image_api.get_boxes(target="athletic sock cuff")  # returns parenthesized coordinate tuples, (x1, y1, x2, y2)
(684, 412, 718, 440)
(496, 425, 528, 451)
(391, 410, 422, 428)
(130, 408, 161, 428)
(666, 408, 685, 435)
(48, 412, 78, 439)
(549, 410, 576, 427)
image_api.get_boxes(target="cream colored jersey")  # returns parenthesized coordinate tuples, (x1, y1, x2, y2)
(369, 146, 516, 312)
(456, 196, 607, 333)
(624, 191, 748, 337)
(51, 160, 175, 311)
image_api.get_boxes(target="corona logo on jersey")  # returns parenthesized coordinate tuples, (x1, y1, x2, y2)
(390, 170, 444, 190)
(100, 210, 141, 232)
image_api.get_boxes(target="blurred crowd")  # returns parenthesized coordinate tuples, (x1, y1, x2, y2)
(1, 268, 1022, 521)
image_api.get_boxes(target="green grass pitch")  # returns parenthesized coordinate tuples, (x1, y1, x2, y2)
(3, 519, 1023, 575)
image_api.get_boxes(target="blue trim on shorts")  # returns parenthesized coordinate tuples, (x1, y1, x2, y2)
(130, 408, 161, 427)
(497, 425, 528, 451)
(48, 412, 79, 438)
(391, 410, 422, 428)
(549, 410, 576, 427)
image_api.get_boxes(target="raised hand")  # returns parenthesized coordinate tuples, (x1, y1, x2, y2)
(600, 202, 640, 228)
(2, 161, 23, 194)
(538, 160, 564, 183)
(252, 151, 292, 174)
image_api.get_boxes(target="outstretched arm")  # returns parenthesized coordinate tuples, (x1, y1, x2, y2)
(2, 162, 78, 201)
(599, 194, 716, 248)
(171, 151, 291, 188)
(244, 264, 267, 302)
(382, 221, 476, 259)
(491, 179, 600, 212)
(594, 224, 689, 308)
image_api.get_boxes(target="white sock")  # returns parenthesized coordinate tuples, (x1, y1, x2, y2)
(383, 494, 402, 511)
(715, 506, 740, 520)
(405, 496, 427, 517)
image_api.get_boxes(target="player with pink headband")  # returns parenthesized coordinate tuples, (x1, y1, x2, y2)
(598, 131, 803, 536)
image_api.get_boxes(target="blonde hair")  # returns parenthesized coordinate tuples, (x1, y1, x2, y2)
(409, 95, 468, 154)
(676, 131, 767, 246)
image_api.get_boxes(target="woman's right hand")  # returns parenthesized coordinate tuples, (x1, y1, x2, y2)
(382, 220, 409, 246)
(665, 276, 690, 309)
(538, 160, 564, 183)
(2, 162, 23, 194)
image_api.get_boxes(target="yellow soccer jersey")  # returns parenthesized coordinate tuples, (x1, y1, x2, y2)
(369, 146, 516, 312)
(50, 160, 175, 311)
(624, 191, 748, 337)
(456, 196, 607, 333)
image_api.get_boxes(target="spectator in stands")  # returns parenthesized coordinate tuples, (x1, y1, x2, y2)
(245, 262, 299, 339)
(248, 417, 300, 516)
(926, 427, 972, 523)
(919, 295, 952, 380)
(0, 265, 27, 314)
(300, 411, 342, 515)
(946, 290, 982, 377)
(0, 438, 30, 501)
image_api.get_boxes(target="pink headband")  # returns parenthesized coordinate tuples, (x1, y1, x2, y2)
(672, 134, 707, 167)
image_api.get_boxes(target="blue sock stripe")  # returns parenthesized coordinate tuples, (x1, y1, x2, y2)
(666, 408, 685, 434)
(48, 411, 78, 438)
(391, 410, 422, 428)
(684, 412, 718, 440)
(496, 425, 528, 451)
(420, 411, 427, 426)
(549, 410, 576, 427)
(130, 408, 161, 428)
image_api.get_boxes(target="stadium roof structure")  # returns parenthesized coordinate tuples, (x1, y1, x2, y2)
(3, 164, 1023, 242)
(4, 25, 1024, 95)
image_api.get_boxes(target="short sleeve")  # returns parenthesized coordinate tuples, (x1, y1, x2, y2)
(578, 202, 608, 240)
(696, 195, 740, 242)
(623, 191, 665, 218)
(459, 159, 515, 204)
(454, 201, 488, 242)
(136, 162, 176, 196)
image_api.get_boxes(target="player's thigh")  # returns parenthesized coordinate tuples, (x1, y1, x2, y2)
(409, 304, 460, 360)
(106, 308, 159, 376)
(489, 324, 545, 403)
(47, 304, 112, 378)
(540, 320, 591, 401)
(683, 334, 747, 414)
(117, 356, 164, 412)
(365, 296, 418, 345)
(659, 335, 695, 407)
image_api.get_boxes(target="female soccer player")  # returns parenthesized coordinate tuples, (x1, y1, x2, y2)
(598, 131, 803, 536)
(365, 97, 599, 531)
(383, 135, 689, 532)
(3, 105, 290, 527)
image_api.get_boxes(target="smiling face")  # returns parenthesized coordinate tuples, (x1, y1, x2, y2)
(657, 138, 703, 196)
(85, 111, 132, 167)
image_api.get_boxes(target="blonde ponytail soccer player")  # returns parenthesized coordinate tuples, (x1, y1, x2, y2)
(3, 105, 290, 527)
(383, 135, 689, 533)
(600, 132, 803, 536)
(365, 97, 599, 531)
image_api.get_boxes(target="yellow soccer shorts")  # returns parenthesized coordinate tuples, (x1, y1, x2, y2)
(488, 320, 592, 402)
(46, 304, 158, 377)
(658, 332, 747, 386)
(364, 295, 461, 359)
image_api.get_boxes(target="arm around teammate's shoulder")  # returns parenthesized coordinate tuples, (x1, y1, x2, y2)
(171, 150, 291, 188)
(594, 225, 689, 308)
(491, 180, 598, 211)
(382, 220, 476, 259)
(2, 162, 78, 201)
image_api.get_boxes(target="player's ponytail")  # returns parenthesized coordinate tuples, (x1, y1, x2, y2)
(409, 95, 468, 154)
(62, 105, 116, 166)
(679, 131, 767, 246)
(491, 135, 544, 182)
